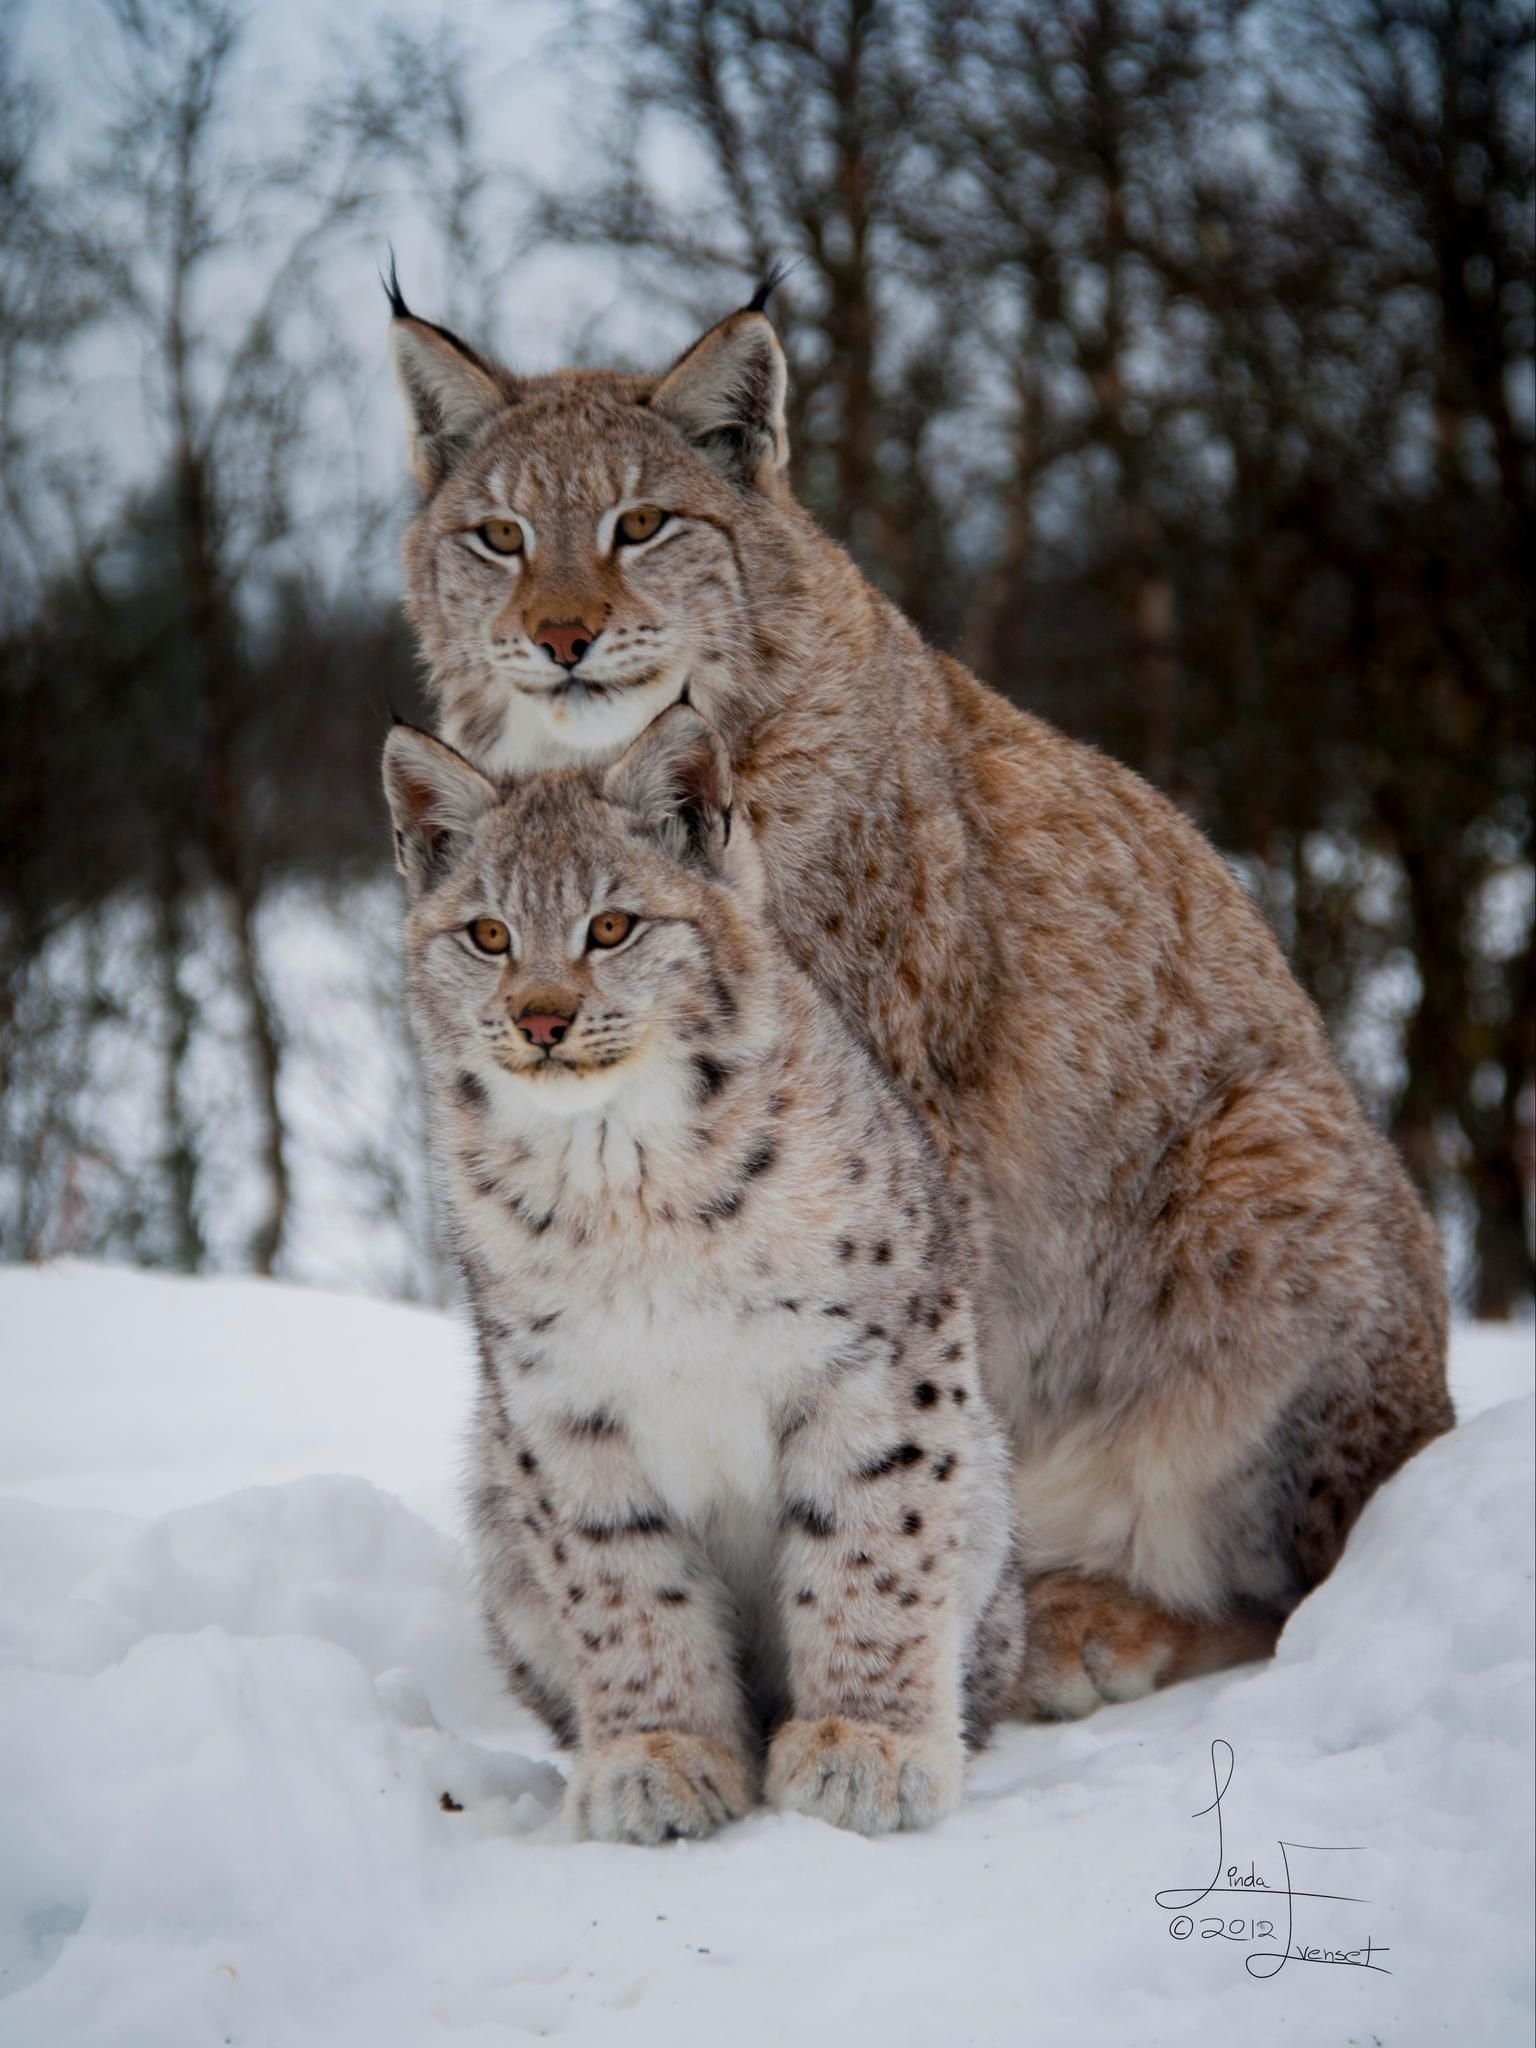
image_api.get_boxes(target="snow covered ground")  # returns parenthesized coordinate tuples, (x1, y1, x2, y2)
(1, 1262, 1531, 2047)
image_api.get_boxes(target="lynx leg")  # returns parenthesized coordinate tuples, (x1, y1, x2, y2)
(1018, 1571, 1280, 1721)
(766, 1308, 1006, 1833)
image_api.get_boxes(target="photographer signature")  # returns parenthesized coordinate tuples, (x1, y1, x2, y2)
(1152, 1739, 1391, 1979)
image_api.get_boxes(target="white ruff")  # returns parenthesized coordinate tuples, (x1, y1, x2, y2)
(474, 668, 689, 775)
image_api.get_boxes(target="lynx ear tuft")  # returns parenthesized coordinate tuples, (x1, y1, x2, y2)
(382, 724, 500, 890)
(649, 310, 788, 491)
(388, 288, 512, 492)
(603, 705, 733, 867)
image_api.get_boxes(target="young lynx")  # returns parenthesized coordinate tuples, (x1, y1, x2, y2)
(384, 705, 1023, 1842)
(387, 277, 1453, 1719)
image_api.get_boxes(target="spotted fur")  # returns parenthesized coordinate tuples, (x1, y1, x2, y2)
(390, 287, 1453, 1720)
(384, 708, 1022, 1840)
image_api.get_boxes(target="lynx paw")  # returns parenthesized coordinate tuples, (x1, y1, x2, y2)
(570, 1732, 753, 1846)
(1020, 1572, 1278, 1721)
(766, 1716, 964, 1835)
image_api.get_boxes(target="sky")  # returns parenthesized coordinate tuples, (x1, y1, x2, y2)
(12, 0, 719, 590)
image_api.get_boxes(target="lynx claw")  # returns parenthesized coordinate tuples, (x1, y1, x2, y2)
(766, 1715, 963, 1835)
(571, 1731, 753, 1846)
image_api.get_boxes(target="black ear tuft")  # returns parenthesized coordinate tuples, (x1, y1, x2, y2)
(382, 247, 410, 320)
(747, 259, 794, 315)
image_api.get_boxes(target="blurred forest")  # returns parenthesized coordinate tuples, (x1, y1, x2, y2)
(1, 0, 1532, 1312)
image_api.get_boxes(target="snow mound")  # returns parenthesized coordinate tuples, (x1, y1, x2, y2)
(0, 1264, 1530, 2046)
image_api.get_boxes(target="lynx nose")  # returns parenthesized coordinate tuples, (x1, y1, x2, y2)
(533, 619, 598, 670)
(516, 1006, 577, 1048)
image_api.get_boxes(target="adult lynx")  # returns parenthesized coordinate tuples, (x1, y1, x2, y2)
(387, 278, 1452, 1715)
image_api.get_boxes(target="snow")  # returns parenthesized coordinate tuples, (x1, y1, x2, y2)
(0, 1262, 1531, 2046)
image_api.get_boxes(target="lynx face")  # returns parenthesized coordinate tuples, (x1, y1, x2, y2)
(390, 283, 790, 776)
(384, 706, 766, 1119)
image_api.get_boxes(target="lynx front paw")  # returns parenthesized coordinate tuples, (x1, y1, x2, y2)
(571, 1731, 753, 1846)
(766, 1716, 964, 1835)
(1020, 1572, 1279, 1720)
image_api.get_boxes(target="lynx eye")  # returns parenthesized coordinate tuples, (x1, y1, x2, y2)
(587, 911, 635, 950)
(467, 917, 512, 955)
(477, 519, 524, 557)
(615, 505, 668, 547)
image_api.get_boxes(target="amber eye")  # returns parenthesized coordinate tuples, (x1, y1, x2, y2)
(477, 519, 524, 557)
(615, 505, 668, 547)
(587, 911, 635, 950)
(467, 917, 511, 955)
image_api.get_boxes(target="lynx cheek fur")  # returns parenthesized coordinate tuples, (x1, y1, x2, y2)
(388, 283, 1453, 1718)
(384, 707, 1022, 1842)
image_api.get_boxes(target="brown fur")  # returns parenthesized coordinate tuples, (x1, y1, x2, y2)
(390, 291, 1453, 1719)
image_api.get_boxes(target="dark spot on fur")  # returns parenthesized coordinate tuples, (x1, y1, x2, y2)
(838, 1238, 858, 1262)
(439, 1790, 464, 1811)
(1216, 1245, 1250, 1287)
(563, 1409, 622, 1440)
(699, 1186, 745, 1224)
(576, 1509, 668, 1543)
(846, 1158, 867, 1183)
(951, 1387, 968, 1404)
(658, 1586, 690, 1604)
(821, 1302, 851, 1318)
(858, 1447, 902, 1480)
(873, 1241, 892, 1264)
(742, 1137, 778, 1178)
(693, 1054, 733, 1101)
(932, 1453, 957, 1482)
(901, 1511, 924, 1535)
(941, 1343, 963, 1362)
(913, 1382, 939, 1407)
(795, 1588, 816, 1606)
(453, 1071, 488, 1113)
(784, 1499, 836, 1539)
(528, 1311, 559, 1333)
(517, 1450, 538, 1473)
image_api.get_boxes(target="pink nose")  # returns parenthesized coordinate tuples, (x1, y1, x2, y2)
(533, 619, 597, 669)
(517, 1010, 574, 1048)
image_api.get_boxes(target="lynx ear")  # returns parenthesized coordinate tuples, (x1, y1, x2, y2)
(386, 267, 511, 491)
(382, 724, 500, 890)
(649, 309, 788, 490)
(603, 705, 733, 867)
